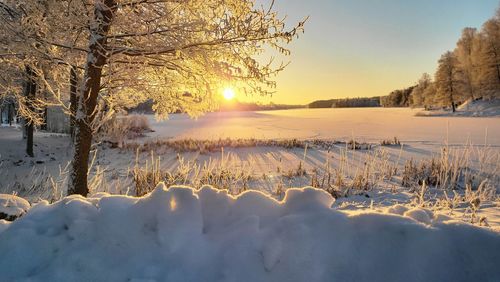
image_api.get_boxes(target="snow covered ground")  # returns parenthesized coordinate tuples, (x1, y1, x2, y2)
(0, 107, 499, 280)
(0, 184, 499, 282)
(1, 108, 499, 225)
(145, 107, 500, 144)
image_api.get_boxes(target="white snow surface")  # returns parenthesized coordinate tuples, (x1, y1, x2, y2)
(0, 184, 499, 282)
(456, 98, 500, 116)
(143, 107, 500, 144)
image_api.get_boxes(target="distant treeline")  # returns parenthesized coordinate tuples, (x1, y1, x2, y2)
(380, 86, 416, 107)
(218, 101, 304, 112)
(308, 97, 381, 108)
(381, 8, 500, 110)
(129, 99, 304, 113)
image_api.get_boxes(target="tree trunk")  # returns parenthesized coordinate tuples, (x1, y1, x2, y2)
(26, 121, 34, 157)
(69, 66, 78, 139)
(24, 66, 37, 158)
(8, 103, 12, 126)
(496, 63, 500, 85)
(467, 74, 475, 101)
(41, 108, 47, 130)
(68, 0, 117, 196)
(450, 82, 456, 113)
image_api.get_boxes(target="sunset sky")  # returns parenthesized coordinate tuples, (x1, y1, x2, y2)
(251, 0, 499, 105)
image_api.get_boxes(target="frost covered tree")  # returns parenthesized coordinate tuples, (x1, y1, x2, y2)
(1, 0, 305, 195)
(422, 82, 437, 108)
(404, 6, 500, 108)
(456, 28, 478, 100)
(410, 73, 432, 107)
(0, 2, 44, 157)
(380, 86, 415, 107)
(473, 12, 500, 98)
(434, 51, 464, 112)
(6, 0, 301, 196)
(0, 1, 86, 156)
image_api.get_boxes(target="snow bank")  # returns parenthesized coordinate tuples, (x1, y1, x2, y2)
(456, 98, 500, 116)
(0, 184, 499, 282)
(417, 99, 500, 117)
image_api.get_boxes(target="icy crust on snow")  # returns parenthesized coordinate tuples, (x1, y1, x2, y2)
(0, 185, 499, 282)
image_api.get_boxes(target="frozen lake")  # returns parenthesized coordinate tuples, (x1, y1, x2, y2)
(146, 108, 500, 146)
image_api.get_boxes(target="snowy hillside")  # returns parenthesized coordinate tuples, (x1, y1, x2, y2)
(456, 99, 500, 116)
(417, 99, 500, 117)
(0, 184, 499, 282)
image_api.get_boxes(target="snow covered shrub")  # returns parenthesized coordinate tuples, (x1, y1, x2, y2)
(1, 165, 66, 203)
(402, 158, 439, 188)
(0, 194, 30, 221)
(133, 164, 162, 197)
(126, 114, 152, 135)
(101, 115, 152, 148)
(401, 144, 499, 192)
(380, 136, 401, 146)
(101, 116, 130, 148)
(403, 147, 467, 190)
(124, 138, 308, 154)
(347, 139, 372, 150)
(132, 152, 254, 196)
(134, 161, 191, 196)
(283, 161, 307, 179)
(351, 170, 371, 191)
(199, 165, 253, 192)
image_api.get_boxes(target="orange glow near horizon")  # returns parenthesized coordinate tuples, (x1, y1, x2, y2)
(248, 0, 499, 105)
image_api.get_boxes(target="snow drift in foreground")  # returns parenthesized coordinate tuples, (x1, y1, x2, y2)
(0, 185, 499, 282)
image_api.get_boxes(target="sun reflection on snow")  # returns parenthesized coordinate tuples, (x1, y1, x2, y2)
(170, 197, 177, 211)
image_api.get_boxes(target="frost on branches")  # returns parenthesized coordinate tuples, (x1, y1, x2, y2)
(1, 0, 306, 195)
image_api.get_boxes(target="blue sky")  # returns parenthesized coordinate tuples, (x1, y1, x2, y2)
(253, 0, 499, 104)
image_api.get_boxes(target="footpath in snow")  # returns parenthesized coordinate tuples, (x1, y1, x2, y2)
(0, 184, 499, 282)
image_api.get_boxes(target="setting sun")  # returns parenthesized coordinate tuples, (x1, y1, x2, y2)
(223, 88, 236, 100)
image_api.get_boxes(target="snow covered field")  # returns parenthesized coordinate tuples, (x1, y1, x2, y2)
(1, 107, 499, 210)
(1, 107, 500, 281)
(145, 107, 500, 144)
